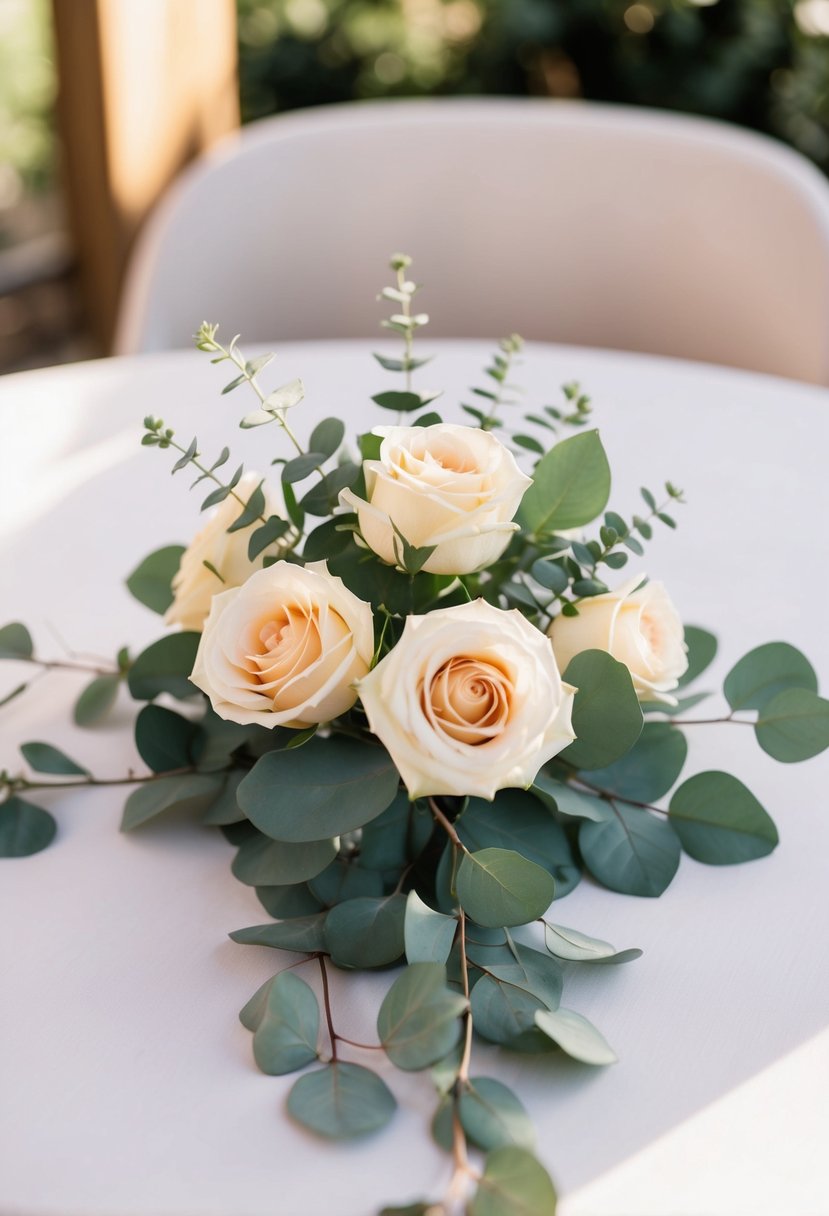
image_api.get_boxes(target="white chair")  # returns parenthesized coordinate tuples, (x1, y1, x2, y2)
(116, 99, 829, 384)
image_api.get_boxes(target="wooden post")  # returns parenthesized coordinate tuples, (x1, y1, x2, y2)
(51, 0, 239, 349)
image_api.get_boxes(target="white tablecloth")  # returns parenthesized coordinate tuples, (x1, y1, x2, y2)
(1, 341, 827, 1216)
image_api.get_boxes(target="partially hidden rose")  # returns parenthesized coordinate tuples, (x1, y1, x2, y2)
(357, 599, 576, 800)
(340, 423, 531, 576)
(190, 560, 374, 728)
(166, 473, 288, 631)
(548, 576, 688, 704)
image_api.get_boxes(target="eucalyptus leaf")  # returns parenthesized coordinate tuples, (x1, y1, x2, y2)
(227, 482, 266, 533)
(121, 773, 223, 830)
(325, 894, 406, 968)
(308, 858, 384, 906)
(287, 1063, 396, 1140)
(481, 943, 564, 1011)
(560, 650, 643, 770)
(544, 922, 642, 964)
(377, 962, 466, 1070)
(678, 626, 717, 687)
(459, 1078, 536, 1153)
(0, 621, 33, 660)
(256, 883, 322, 920)
(125, 546, 184, 614)
(457, 792, 579, 895)
(230, 914, 328, 953)
(20, 741, 89, 777)
(127, 633, 201, 701)
(359, 792, 434, 870)
(456, 848, 555, 928)
(252, 970, 319, 1075)
(579, 804, 681, 896)
(587, 723, 687, 803)
(669, 771, 778, 864)
(519, 429, 611, 534)
(531, 774, 606, 823)
(247, 515, 290, 561)
(470, 975, 548, 1045)
(0, 796, 57, 857)
(73, 674, 120, 726)
(308, 417, 346, 458)
(201, 768, 247, 825)
(534, 1007, 618, 1065)
(724, 642, 817, 712)
(237, 737, 399, 842)
(404, 891, 457, 965)
(232, 833, 337, 886)
(754, 689, 829, 762)
(470, 1147, 557, 1216)
(134, 704, 201, 773)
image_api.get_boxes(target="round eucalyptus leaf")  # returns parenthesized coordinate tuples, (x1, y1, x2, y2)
(377, 962, 467, 1071)
(308, 416, 346, 459)
(470, 1146, 557, 1216)
(678, 626, 718, 688)
(456, 848, 555, 928)
(587, 723, 687, 803)
(518, 429, 611, 533)
(135, 704, 201, 773)
(325, 894, 406, 968)
(201, 769, 247, 826)
(754, 689, 829, 763)
(237, 736, 399, 842)
(20, 741, 88, 777)
(230, 914, 328, 953)
(121, 773, 223, 831)
(0, 621, 33, 659)
(579, 804, 680, 897)
(459, 1077, 536, 1153)
(252, 970, 319, 1075)
(232, 833, 337, 886)
(560, 650, 643, 771)
(256, 883, 322, 919)
(308, 858, 384, 907)
(544, 922, 642, 965)
(239, 974, 275, 1031)
(724, 642, 817, 712)
(0, 796, 57, 857)
(482, 943, 563, 1011)
(470, 975, 547, 1046)
(359, 792, 433, 871)
(125, 545, 185, 615)
(73, 674, 120, 727)
(534, 1007, 618, 1065)
(457, 792, 578, 893)
(404, 891, 457, 965)
(127, 632, 201, 701)
(287, 1062, 396, 1140)
(669, 771, 778, 864)
(532, 773, 605, 822)
(431, 1095, 454, 1152)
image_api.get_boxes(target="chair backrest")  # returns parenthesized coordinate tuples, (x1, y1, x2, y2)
(115, 98, 829, 384)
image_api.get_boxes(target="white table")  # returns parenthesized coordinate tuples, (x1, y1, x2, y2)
(1, 341, 827, 1216)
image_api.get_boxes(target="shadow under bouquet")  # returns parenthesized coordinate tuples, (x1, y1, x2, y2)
(3, 254, 828, 1216)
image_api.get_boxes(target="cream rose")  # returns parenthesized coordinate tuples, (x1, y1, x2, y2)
(190, 560, 374, 728)
(340, 423, 532, 576)
(166, 473, 291, 631)
(357, 600, 576, 800)
(548, 576, 688, 704)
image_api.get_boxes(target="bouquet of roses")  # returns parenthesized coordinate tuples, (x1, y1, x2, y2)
(3, 254, 828, 1216)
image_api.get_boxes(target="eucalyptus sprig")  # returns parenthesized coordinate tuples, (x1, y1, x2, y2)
(372, 253, 439, 419)
(462, 333, 524, 432)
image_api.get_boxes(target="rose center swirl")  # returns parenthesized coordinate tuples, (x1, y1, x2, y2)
(422, 655, 512, 745)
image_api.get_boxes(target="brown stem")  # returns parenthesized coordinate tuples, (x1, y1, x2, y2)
(317, 954, 338, 1063)
(7, 765, 197, 795)
(667, 716, 752, 726)
(24, 657, 118, 677)
(428, 798, 469, 854)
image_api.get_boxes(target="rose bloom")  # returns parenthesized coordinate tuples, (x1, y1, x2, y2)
(166, 473, 288, 631)
(358, 599, 576, 800)
(549, 576, 688, 704)
(340, 423, 531, 576)
(190, 561, 374, 728)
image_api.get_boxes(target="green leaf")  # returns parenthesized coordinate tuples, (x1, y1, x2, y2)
(482, 943, 564, 1011)
(470, 1147, 557, 1216)
(579, 805, 681, 896)
(201, 768, 247, 825)
(586, 723, 687, 803)
(404, 891, 457, 965)
(264, 378, 304, 412)
(307, 857, 383, 906)
(358, 792, 434, 870)
(325, 894, 406, 968)
(282, 452, 327, 484)
(247, 515, 290, 561)
(73, 674, 120, 726)
(534, 1007, 617, 1065)
(309, 417, 346, 458)
(121, 773, 222, 830)
(531, 774, 606, 822)
(20, 741, 89, 777)
(559, 651, 643, 770)
(359, 431, 383, 462)
(678, 626, 717, 687)
(125, 546, 185, 614)
(251, 971, 319, 1075)
(302, 517, 354, 562)
(0, 622, 33, 660)
(530, 559, 569, 594)
(0, 797, 57, 857)
(377, 962, 466, 1070)
(227, 482, 266, 533)
(457, 792, 579, 895)
(544, 922, 642, 964)
(127, 633, 201, 701)
(287, 1063, 396, 1140)
(669, 771, 779, 864)
(232, 833, 337, 886)
(519, 429, 611, 534)
(237, 737, 399, 843)
(470, 975, 548, 1046)
(459, 1078, 535, 1153)
(134, 704, 201, 773)
(230, 914, 328, 953)
(456, 848, 555, 928)
(300, 462, 361, 517)
(754, 689, 829, 762)
(255, 883, 322, 920)
(372, 391, 428, 412)
(724, 642, 817, 712)
(373, 351, 432, 373)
